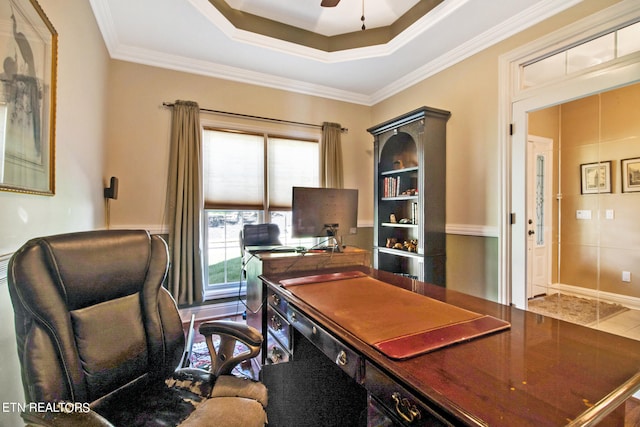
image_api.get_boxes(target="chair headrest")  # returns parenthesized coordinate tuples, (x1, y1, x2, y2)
(10, 229, 166, 311)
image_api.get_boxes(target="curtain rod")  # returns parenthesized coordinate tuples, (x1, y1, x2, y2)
(162, 102, 348, 133)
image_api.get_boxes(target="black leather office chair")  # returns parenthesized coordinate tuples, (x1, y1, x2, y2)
(240, 223, 282, 254)
(7, 230, 267, 427)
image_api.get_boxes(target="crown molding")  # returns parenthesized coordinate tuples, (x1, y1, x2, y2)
(370, 0, 582, 104)
(110, 44, 373, 105)
(89, 0, 120, 54)
(90, 0, 583, 106)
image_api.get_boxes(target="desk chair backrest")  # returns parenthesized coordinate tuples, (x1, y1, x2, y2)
(241, 223, 282, 248)
(8, 230, 184, 405)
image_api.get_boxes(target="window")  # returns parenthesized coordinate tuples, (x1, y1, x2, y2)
(522, 20, 640, 88)
(202, 128, 319, 299)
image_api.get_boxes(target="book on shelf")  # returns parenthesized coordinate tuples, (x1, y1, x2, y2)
(383, 176, 401, 197)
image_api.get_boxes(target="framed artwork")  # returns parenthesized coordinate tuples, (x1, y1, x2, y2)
(621, 157, 640, 193)
(580, 161, 611, 194)
(0, 0, 57, 195)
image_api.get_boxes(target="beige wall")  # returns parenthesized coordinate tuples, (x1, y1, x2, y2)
(0, 0, 631, 423)
(529, 83, 640, 299)
(0, 0, 111, 424)
(371, 0, 621, 298)
(0, 0, 630, 421)
(105, 61, 374, 230)
(105, 0, 623, 300)
(559, 83, 640, 297)
(0, 0, 110, 255)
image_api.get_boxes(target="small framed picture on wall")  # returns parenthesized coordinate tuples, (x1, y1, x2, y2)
(580, 161, 611, 194)
(621, 157, 640, 193)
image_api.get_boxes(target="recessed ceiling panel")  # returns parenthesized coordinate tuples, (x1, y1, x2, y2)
(225, 0, 421, 36)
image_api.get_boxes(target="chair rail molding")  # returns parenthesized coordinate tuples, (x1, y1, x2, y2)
(446, 224, 499, 238)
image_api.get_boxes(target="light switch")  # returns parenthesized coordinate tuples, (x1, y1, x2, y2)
(622, 271, 631, 282)
(576, 210, 592, 220)
(605, 209, 614, 219)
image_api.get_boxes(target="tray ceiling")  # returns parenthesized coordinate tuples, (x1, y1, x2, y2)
(89, 0, 581, 105)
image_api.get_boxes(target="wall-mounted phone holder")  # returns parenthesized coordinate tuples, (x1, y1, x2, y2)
(104, 176, 119, 199)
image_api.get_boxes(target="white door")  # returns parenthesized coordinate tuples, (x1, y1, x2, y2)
(526, 136, 553, 299)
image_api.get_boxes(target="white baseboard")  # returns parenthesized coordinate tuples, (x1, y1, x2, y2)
(549, 283, 640, 311)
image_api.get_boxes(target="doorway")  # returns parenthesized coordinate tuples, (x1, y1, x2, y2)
(511, 75, 640, 309)
(503, 4, 640, 309)
(526, 136, 553, 299)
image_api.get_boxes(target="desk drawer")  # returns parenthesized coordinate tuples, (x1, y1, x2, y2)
(365, 362, 452, 427)
(266, 332, 291, 364)
(287, 304, 363, 381)
(267, 288, 288, 315)
(266, 304, 291, 350)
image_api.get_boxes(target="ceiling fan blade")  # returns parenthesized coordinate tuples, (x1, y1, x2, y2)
(320, 0, 340, 7)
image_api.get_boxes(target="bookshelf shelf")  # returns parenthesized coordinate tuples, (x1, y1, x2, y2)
(381, 222, 417, 228)
(378, 247, 424, 259)
(380, 196, 417, 202)
(368, 106, 450, 285)
(380, 166, 419, 176)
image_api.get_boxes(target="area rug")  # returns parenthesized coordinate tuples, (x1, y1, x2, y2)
(189, 340, 256, 379)
(528, 293, 629, 326)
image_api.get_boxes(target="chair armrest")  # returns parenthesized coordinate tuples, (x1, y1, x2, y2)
(199, 320, 263, 347)
(198, 320, 263, 377)
(22, 408, 114, 427)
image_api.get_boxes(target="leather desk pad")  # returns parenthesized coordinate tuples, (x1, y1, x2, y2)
(280, 272, 510, 360)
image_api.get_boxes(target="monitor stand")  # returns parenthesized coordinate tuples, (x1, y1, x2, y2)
(323, 224, 342, 252)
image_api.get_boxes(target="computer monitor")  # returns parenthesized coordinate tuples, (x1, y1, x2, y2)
(291, 187, 358, 245)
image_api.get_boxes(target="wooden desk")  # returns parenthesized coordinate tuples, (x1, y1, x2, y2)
(243, 247, 370, 364)
(260, 266, 640, 426)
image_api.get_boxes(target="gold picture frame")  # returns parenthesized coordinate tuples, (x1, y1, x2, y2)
(621, 157, 640, 193)
(0, 0, 57, 195)
(580, 161, 611, 195)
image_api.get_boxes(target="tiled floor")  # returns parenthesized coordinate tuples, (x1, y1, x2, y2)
(591, 307, 640, 341)
(527, 293, 640, 341)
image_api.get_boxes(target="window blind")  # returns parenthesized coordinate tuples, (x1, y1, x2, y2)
(269, 137, 319, 209)
(203, 130, 264, 209)
(203, 129, 319, 210)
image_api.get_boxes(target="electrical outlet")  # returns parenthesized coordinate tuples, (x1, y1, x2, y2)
(622, 271, 631, 283)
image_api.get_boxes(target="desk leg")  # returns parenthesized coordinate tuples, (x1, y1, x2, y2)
(262, 329, 367, 426)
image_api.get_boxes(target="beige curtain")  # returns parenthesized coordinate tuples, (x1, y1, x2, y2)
(167, 100, 204, 305)
(320, 122, 344, 188)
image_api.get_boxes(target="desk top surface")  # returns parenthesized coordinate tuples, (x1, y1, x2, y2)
(261, 266, 640, 427)
(252, 245, 369, 259)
